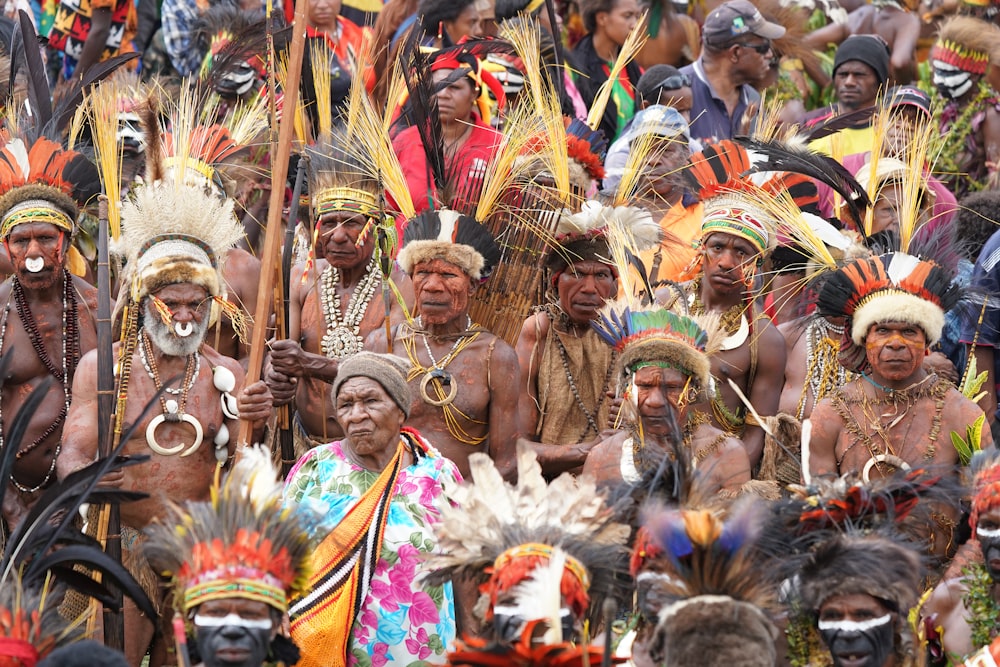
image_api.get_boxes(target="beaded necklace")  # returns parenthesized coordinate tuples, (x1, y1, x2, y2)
(319, 258, 380, 359)
(551, 320, 615, 441)
(832, 375, 947, 476)
(797, 318, 849, 420)
(0, 273, 79, 493)
(138, 328, 205, 457)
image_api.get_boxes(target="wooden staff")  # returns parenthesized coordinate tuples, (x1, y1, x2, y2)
(96, 197, 124, 650)
(238, 0, 309, 447)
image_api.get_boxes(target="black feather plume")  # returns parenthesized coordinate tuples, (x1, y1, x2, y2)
(737, 136, 872, 231)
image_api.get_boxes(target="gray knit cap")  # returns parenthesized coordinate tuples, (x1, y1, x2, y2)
(333, 352, 413, 417)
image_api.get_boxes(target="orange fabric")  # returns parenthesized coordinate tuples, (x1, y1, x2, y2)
(636, 201, 703, 287)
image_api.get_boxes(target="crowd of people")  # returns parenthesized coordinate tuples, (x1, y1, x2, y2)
(3, 0, 1000, 664)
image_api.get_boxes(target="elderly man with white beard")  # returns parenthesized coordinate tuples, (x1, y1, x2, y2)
(58, 177, 273, 666)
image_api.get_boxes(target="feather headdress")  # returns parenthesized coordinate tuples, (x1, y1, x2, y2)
(425, 446, 629, 636)
(930, 15, 1000, 75)
(546, 200, 663, 280)
(116, 91, 247, 304)
(816, 252, 960, 346)
(593, 301, 723, 394)
(398, 208, 502, 281)
(144, 445, 313, 614)
(642, 499, 779, 666)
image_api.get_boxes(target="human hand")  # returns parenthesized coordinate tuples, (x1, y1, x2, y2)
(924, 351, 959, 385)
(269, 338, 309, 377)
(238, 380, 274, 423)
(264, 361, 298, 406)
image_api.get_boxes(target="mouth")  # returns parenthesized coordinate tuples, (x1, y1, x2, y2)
(215, 646, 252, 660)
(834, 653, 871, 667)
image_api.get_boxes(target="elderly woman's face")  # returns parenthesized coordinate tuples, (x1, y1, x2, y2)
(335, 377, 406, 456)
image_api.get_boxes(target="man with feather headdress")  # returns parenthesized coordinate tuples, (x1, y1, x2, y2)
(930, 15, 1000, 198)
(653, 141, 787, 470)
(583, 303, 752, 495)
(266, 136, 414, 448)
(0, 135, 102, 533)
(145, 447, 311, 667)
(514, 182, 662, 474)
(58, 166, 275, 664)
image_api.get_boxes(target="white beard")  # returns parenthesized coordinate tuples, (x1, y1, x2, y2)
(144, 301, 210, 357)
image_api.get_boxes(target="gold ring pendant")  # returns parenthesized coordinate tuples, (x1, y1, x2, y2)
(420, 369, 458, 407)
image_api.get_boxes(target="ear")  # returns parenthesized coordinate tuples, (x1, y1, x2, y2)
(468, 277, 477, 294)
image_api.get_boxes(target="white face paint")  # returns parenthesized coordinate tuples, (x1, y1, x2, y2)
(175, 321, 194, 337)
(25, 257, 44, 273)
(193, 613, 274, 631)
(932, 59, 974, 99)
(817, 614, 892, 633)
(978, 526, 1000, 539)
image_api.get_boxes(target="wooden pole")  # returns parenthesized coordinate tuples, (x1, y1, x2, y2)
(96, 197, 124, 650)
(238, 0, 309, 447)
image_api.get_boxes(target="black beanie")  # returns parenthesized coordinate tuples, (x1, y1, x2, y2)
(833, 35, 891, 84)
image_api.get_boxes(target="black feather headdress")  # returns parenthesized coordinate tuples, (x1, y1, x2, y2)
(397, 208, 501, 281)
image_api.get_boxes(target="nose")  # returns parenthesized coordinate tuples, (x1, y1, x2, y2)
(577, 274, 599, 294)
(173, 304, 200, 322)
(330, 223, 351, 244)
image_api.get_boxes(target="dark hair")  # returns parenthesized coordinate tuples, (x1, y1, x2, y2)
(417, 0, 478, 38)
(956, 191, 1000, 262)
(636, 64, 688, 106)
(581, 0, 617, 33)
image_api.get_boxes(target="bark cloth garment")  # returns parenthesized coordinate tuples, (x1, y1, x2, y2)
(533, 317, 613, 445)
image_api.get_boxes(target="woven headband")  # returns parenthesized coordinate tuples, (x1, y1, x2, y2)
(185, 575, 288, 613)
(701, 207, 768, 255)
(313, 187, 381, 221)
(1, 199, 74, 239)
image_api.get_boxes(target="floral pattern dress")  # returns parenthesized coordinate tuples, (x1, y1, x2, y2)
(285, 438, 461, 667)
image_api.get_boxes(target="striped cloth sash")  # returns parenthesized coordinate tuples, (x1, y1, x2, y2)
(289, 441, 404, 667)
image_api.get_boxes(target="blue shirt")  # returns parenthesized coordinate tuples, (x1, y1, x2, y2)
(680, 59, 760, 143)
(960, 228, 1000, 420)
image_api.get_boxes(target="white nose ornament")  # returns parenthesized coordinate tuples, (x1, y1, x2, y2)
(25, 257, 44, 273)
(174, 321, 194, 337)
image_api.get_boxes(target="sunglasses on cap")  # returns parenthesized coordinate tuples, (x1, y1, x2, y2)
(653, 72, 691, 92)
(736, 39, 772, 54)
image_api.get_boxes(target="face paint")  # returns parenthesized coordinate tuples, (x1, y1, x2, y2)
(818, 615, 894, 667)
(932, 60, 974, 99)
(492, 605, 574, 645)
(194, 619, 273, 667)
(978, 525, 1000, 582)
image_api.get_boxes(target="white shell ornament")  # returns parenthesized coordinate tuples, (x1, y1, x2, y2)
(175, 321, 194, 337)
(25, 257, 44, 273)
(221, 393, 240, 420)
(214, 366, 237, 393)
(214, 422, 229, 446)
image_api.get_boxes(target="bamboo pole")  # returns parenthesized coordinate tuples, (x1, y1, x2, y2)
(96, 197, 124, 650)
